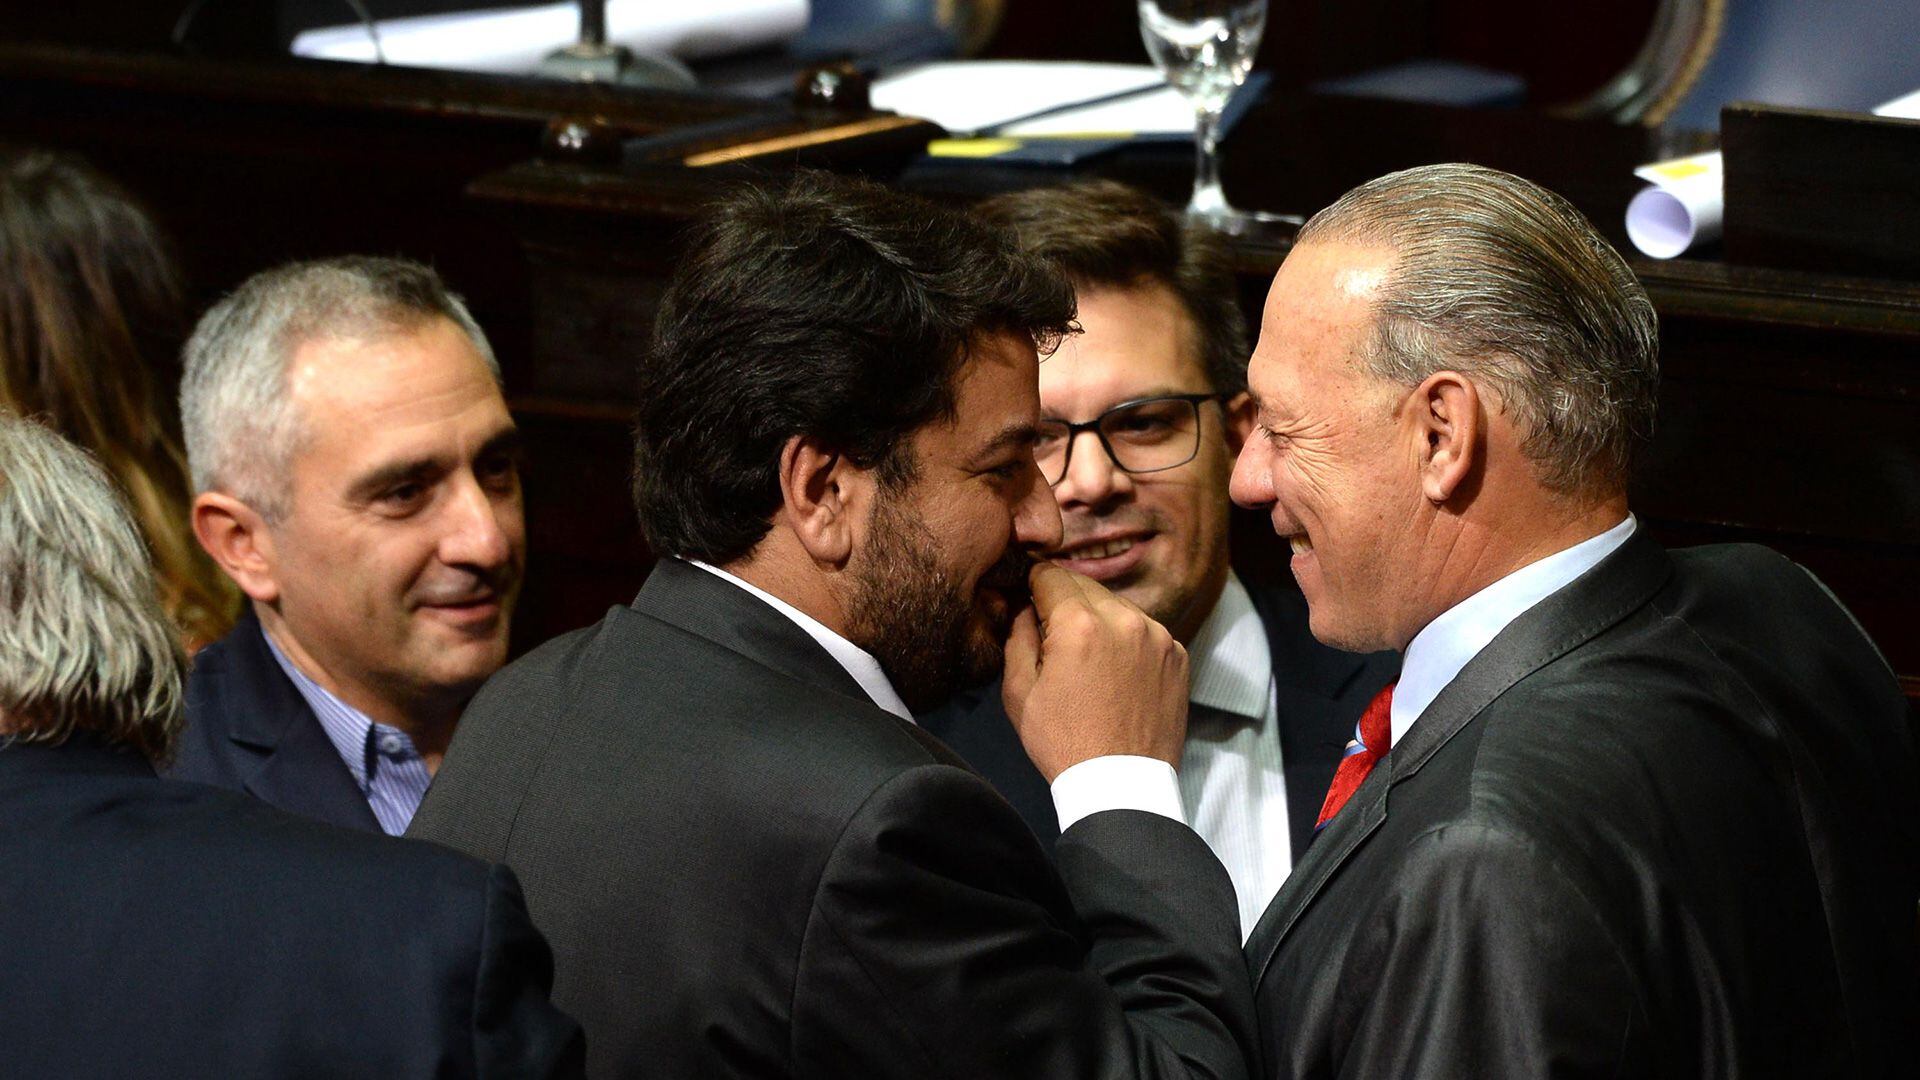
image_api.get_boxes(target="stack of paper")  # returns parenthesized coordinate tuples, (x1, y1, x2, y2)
(873, 61, 1266, 141)
(292, 0, 809, 73)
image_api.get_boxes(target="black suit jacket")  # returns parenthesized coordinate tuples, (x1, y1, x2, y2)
(0, 734, 583, 1078)
(1248, 534, 1920, 1078)
(169, 607, 378, 831)
(922, 581, 1398, 863)
(411, 558, 1258, 1079)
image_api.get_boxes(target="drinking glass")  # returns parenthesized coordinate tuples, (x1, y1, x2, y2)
(1138, 0, 1292, 233)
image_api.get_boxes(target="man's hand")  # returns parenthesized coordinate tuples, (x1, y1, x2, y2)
(1001, 561, 1189, 782)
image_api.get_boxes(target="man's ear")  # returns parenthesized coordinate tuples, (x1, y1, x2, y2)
(776, 435, 872, 568)
(1411, 370, 1482, 506)
(1221, 391, 1256, 455)
(191, 492, 281, 604)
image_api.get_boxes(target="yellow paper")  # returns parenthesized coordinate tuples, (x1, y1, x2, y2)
(928, 138, 1022, 158)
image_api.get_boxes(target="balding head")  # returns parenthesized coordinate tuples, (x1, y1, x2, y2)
(1297, 163, 1658, 498)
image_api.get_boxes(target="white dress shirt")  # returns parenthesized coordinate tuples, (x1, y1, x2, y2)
(685, 559, 1187, 830)
(1181, 571, 1291, 941)
(1392, 515, 1637, 745)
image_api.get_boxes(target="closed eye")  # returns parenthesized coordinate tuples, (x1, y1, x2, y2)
(375, 481, 429, 514)
(476, 450, 523, 492)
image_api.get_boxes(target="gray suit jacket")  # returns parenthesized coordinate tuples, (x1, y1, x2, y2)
(411, 558, 1257, 1079)
(1248, 534, 1920, 1078)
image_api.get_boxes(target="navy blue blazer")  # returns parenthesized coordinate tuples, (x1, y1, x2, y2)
(920, 580, 1400, 863)
(0, 734, 584, 1077)
(168, 607, 379, 831)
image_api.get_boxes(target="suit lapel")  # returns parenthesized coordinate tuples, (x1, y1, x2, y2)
(631, 559, 977, 770)
(243, 712, 381, 832)
(632, 559, 879, 711)
(211, 611, 380, 833)
(1244, 533, 1673, 986)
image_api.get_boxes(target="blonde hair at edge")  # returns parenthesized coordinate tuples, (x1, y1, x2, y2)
(0, 414, 186, 763)
(0, 149, 239, 649)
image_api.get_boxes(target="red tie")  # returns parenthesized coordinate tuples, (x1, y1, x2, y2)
(1315, 682, 1396, 830)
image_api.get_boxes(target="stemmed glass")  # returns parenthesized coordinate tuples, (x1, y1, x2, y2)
(1138, 0, 1293, 234)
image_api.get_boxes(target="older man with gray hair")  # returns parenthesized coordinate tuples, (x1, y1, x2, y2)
(0, 413, 581, 1076)
(1233, 163, 1918, 1078)
(170, 255, 525, 835)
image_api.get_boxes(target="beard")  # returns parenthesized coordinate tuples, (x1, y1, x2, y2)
(845, 497, 1032, 713)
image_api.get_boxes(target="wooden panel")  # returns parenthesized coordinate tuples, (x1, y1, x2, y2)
(1723, 103, 1920, 281)
(511, 402, 653, 647)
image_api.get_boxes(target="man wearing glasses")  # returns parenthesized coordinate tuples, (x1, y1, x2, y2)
(923, 181, 1398, 940)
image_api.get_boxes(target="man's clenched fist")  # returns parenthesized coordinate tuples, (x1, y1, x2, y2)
(1001, 561, 1189, 782)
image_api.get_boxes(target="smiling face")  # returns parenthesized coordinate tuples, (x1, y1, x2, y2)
(1042, 280, 1246, 643)
(1229, 242, 1427, 653)
(257, 316, 525, 720)
(846, 331, 1063, 708)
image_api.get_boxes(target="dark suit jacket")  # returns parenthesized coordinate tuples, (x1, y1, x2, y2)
(922, 581, 1398, 863)
(411, 558, 1258, 1079)
(169, 607, 379, 831)
(1248, 534, 1920, 1078)
(0, 734, 583, 1079)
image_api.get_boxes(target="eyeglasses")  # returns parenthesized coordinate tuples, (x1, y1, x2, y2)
(1033, 393, 1221, 487)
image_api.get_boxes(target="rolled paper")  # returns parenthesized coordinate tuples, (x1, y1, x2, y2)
(1626, 152, 1725, 260)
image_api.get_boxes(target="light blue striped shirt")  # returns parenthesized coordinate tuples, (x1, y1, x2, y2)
(259, 626, 433, 836)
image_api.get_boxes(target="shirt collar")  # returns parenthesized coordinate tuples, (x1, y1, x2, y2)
(1186, 570, 1273, 723)
(258, 622, 382, 787)
(1392, 514, 1637, 746)
(685, 559, 914, 722)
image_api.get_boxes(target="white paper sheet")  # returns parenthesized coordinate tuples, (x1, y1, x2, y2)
(871, 62, 1169, 138)
(1625, 88, 1920, 259)
(292, 0, 809, 73)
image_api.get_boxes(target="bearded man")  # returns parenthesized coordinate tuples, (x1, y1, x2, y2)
(410, 172, 1258, 1080)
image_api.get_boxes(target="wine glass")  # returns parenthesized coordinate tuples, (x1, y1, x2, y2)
(1138, 0, 1292, 233)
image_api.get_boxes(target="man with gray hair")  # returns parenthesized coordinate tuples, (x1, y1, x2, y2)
(170, 255, 525, 835)
(1233, 163, 1917, 1077)
(0, 413, 582, 1076)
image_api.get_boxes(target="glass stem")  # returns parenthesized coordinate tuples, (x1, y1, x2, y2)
(1189, 104, 1229, 217)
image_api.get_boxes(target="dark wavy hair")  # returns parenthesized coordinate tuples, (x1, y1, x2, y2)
(974, 180, 1249, 397)
(634, 171, 1077, 564)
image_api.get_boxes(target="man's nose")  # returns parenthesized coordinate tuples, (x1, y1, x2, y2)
(1229, 437, 1273, 510)
(1052, 429, 1131, 509)
(1014, 460, 1064, 553)
(441, 475, 519, 571)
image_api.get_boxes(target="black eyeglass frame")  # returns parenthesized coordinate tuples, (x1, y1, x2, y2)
(1034, 392, 1224, 486)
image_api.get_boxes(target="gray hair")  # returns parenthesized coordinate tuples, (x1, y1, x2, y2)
(1296, 163, 1659, 496)
(180, 256, 498, 519)
(0, 413, 186, 762)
